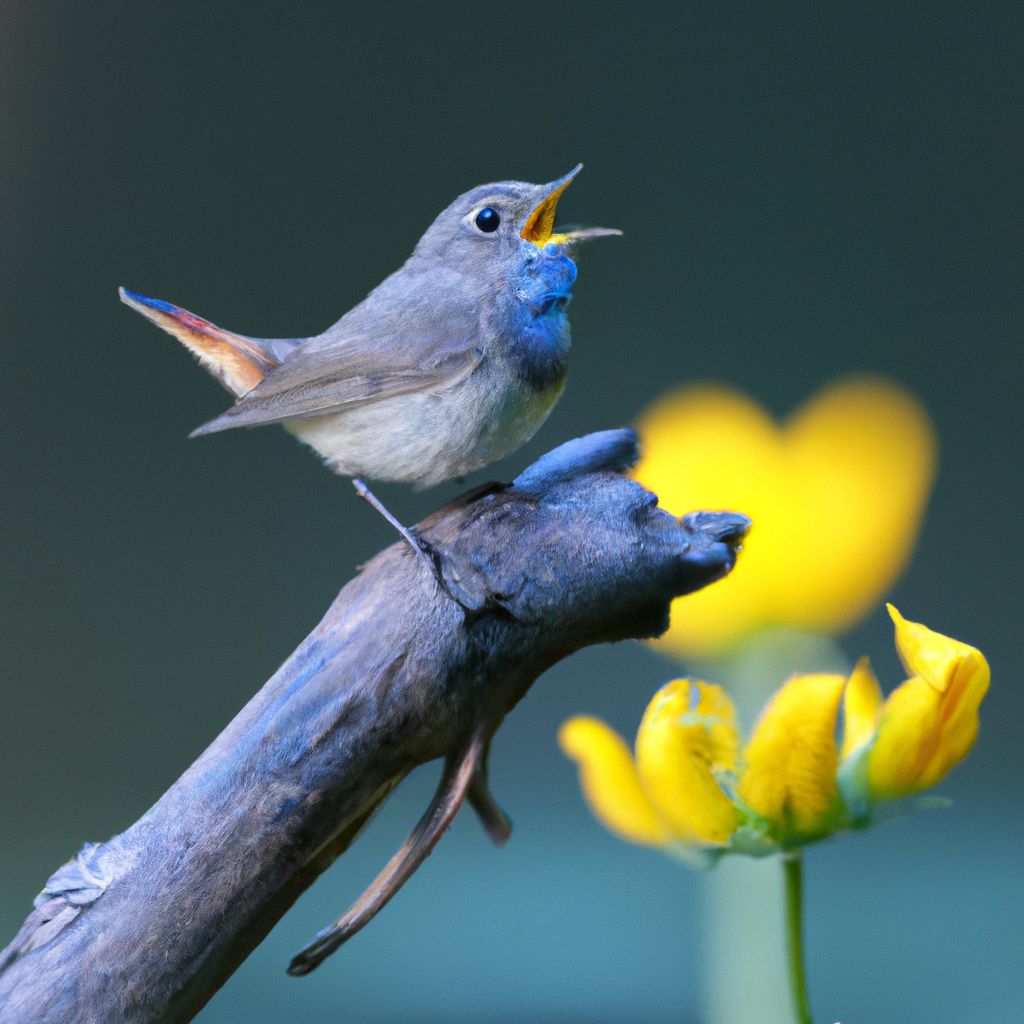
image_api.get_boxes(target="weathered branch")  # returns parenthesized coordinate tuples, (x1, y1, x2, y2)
(0, 430, 748, 1024)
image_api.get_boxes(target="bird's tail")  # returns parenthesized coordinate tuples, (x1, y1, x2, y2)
(119, 288, 283, 397)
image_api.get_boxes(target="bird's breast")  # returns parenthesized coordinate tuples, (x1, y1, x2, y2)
(287, 357, 563, 488)
(464, 358, 566, 468)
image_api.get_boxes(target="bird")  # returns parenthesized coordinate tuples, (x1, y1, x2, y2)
(119, 165, 618, 491)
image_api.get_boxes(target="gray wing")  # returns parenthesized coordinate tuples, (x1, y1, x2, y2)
(191, 270, 487, 436)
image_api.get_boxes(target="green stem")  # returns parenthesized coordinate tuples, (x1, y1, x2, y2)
(783, 852, 813, 1024)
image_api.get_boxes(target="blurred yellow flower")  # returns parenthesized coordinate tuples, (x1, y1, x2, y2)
(560, 608, 987, 860)
(633, 377, 937, 657)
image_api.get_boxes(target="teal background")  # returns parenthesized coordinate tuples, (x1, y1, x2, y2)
(1, 4, 1021, 1021)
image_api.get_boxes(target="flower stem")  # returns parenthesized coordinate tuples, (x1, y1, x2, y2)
(783, 852, 813, 1024)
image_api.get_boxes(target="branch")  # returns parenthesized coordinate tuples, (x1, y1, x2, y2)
(0, 430, 748, 1024)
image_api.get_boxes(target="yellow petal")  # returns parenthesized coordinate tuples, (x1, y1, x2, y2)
(888, 603, 983, 695)
(559, 716, 671, 847)
(867, 609, 990, 799)
(634, 679, 740, 846)
(841, 657, 884, 759)
(634, 378, 937, 657)
(738, 673, 846, 837)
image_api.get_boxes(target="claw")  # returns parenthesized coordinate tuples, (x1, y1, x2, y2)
(352, 479, 485, 614)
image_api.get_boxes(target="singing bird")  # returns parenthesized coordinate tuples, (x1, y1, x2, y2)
(120, 166, 618, 489)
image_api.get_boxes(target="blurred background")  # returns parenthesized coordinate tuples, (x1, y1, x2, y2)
(1, 4, 1021, 1021)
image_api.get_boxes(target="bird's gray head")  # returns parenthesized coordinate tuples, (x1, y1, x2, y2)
(411, 165, 618, 267)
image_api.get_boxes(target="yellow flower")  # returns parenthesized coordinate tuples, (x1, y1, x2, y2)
(559, 680, 739, 852)
(560, 609, 986, 860)
(633, 377, 937, 657)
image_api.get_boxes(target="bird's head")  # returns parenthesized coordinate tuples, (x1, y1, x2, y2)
(412, 165, 620, 267)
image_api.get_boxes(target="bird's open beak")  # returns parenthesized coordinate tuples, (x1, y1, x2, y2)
(520, 165, 622, 248)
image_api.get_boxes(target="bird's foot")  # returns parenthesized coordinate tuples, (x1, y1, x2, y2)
(351, 479, 480, 614)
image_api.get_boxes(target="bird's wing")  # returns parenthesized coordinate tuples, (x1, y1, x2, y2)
(190, 308, 485, 436)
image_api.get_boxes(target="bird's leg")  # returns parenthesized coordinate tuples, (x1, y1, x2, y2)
(351, 478, 478, 613)
(288, 731, 485, 976)
(468, 738, 512, 847)
(351, 478, 424, 556)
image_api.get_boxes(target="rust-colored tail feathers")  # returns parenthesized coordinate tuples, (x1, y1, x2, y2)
(119, 288, 280, 397)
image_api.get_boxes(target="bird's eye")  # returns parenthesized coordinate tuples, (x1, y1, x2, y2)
(474, 207, 501, 233)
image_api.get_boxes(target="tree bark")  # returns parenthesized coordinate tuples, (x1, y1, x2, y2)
(0, 430, 748, 1024)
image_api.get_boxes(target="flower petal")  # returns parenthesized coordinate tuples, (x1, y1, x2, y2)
(559, 716, 671, 847)
(738, 673, 846, 838)
(888, 603, 984, 695)
(867, 609, 990, 799)
(841, 657, 884, 759)
(634, 680, 740, 846)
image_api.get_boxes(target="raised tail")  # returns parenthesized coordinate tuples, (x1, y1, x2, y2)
(119, 288, 294, 398)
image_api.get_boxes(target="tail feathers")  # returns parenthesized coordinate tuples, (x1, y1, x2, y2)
(119, 287, 282, 397)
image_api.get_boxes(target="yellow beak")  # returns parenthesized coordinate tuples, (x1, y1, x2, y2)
(520, 165, 582, 246)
